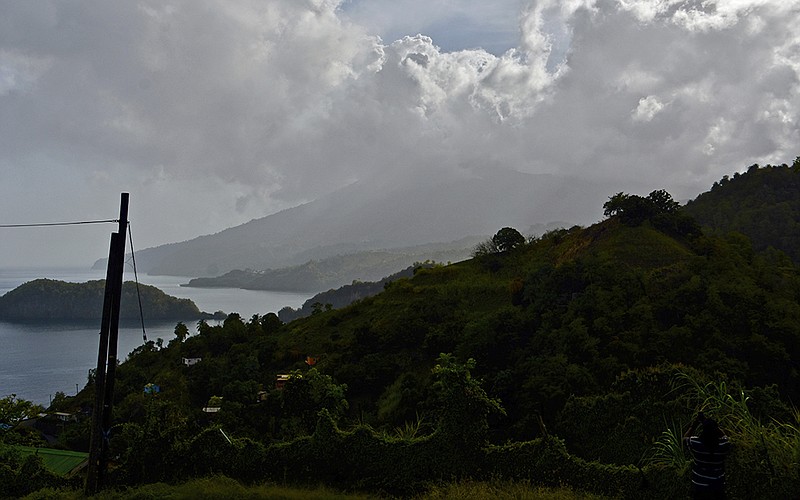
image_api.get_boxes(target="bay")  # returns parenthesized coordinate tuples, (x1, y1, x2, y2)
(0, 267, 311, 406)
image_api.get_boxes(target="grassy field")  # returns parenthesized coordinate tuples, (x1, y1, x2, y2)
(22, 477, 609, 499)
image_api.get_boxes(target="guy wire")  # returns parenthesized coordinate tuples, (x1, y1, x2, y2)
(127, 224, 148, 343)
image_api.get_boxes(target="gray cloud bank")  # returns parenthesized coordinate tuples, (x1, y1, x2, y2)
(1, 0, 798, 266)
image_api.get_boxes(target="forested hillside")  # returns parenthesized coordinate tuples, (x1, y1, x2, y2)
(5, 188, 800, 498)
(0, 279, 206, 322)
(684, 159, 800, 262)
(276, 263, 431, 322)
(273, 191, 798, 435)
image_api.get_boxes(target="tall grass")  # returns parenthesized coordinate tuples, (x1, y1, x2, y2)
(645, 370, 800, 492)
(393, 414, 431, 440)
(642, 421, 691, 473)
(415, 480, 608, 499)
(673, 371, 800, 477)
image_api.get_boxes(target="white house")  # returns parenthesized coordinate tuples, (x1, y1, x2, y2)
(182, 357, 202, 366)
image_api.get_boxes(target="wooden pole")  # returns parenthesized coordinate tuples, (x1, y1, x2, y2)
(85, 193, 128, 495)
(100, 194, 128, 477)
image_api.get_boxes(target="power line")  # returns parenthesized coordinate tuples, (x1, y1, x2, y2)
(0, 219, 119, 228)
(2, 213, 147, 344)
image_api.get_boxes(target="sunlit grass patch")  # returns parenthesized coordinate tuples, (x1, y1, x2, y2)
(414, 479, 610, 500)
(23, 477, 614, 500)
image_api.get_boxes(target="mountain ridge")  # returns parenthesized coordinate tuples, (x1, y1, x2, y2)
(97, 169, 613, 277)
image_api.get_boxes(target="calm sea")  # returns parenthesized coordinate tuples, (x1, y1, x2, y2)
(0, 267, 310, 405)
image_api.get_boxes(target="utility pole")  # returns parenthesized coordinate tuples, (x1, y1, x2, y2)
(86, 193, 129, 495)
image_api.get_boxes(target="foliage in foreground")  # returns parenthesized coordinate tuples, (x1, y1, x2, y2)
(98, 361, 796, 499)
(644, 372, 800, 499)
(7, 363, 798, 499)
(92, 356, 686, 499)
(18, 175, 800, 498)
(0, 447, 70, 499)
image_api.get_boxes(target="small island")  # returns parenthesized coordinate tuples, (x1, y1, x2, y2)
(0, 279, 211, 322)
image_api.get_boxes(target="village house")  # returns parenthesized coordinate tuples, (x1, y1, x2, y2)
(182, 357, 202, 366)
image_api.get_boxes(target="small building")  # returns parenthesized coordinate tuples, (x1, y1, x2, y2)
(16, 413, 78, 444)
(49, 412, 76, 422)
(275, 374, 291, 390)
(182, 357, 202, 367)
(203, 395, 222, 413)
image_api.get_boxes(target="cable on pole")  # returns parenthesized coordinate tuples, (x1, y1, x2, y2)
(0, 219, 119, 228)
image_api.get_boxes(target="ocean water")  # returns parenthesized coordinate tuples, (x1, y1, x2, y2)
(0, 267, 311, 405)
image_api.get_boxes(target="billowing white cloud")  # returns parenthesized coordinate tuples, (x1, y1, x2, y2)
(0, 0, 798, 266)
(342, 0, 526, 54)
(632, 95, 665, 122)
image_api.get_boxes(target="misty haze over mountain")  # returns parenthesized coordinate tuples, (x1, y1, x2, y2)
(2, 2, 798, 268)
(114, 168, 612, 277)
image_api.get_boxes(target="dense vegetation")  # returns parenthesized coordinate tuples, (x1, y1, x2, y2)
(277, 263, 434, 322)
(3, 166, 800, 498)
(685, 159, 800, 262)
(0, 279, 206, 322)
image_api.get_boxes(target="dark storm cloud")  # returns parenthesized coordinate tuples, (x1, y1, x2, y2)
(0, 0, 797, 265)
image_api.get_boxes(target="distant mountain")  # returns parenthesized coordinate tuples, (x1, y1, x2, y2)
(0, 279, 207, 322)
(181, 238, 482, 292)
(684, 161, 800, 262)
(100, 169, 611, 277)
(276, 264, 430, 322)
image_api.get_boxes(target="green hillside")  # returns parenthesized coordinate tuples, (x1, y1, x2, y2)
(8, 189, 800, 498)
(0, 279, 205, 322)
(275, 212, 798, 436)
(684, 159, 800, 262)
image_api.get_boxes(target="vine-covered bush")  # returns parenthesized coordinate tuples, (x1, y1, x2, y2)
(97, 357, 799, 499)
(0, 446, 67, 498)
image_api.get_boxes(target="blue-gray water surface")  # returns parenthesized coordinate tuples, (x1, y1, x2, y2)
(0, 268, 310, 405)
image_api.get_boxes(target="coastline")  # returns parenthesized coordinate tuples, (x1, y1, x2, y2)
(0, 267, 311, 406)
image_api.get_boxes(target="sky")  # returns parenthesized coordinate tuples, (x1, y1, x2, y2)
(1, 0, 799, 267)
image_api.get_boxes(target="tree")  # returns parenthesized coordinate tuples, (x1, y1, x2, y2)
(278, 369, 349, 438)
(174, 322, 190, 342)
(259, 313, 282, 334)
(111, 399, 191, 484)
(492, 227, 526, 252)
(647, 189, 680, 213)
(471, 238, 499, 257)
(0, 395, 43, 426)
(603, 192, 631, 218)
(431, 354, 504, 448)
(603, 190, 684, 227)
